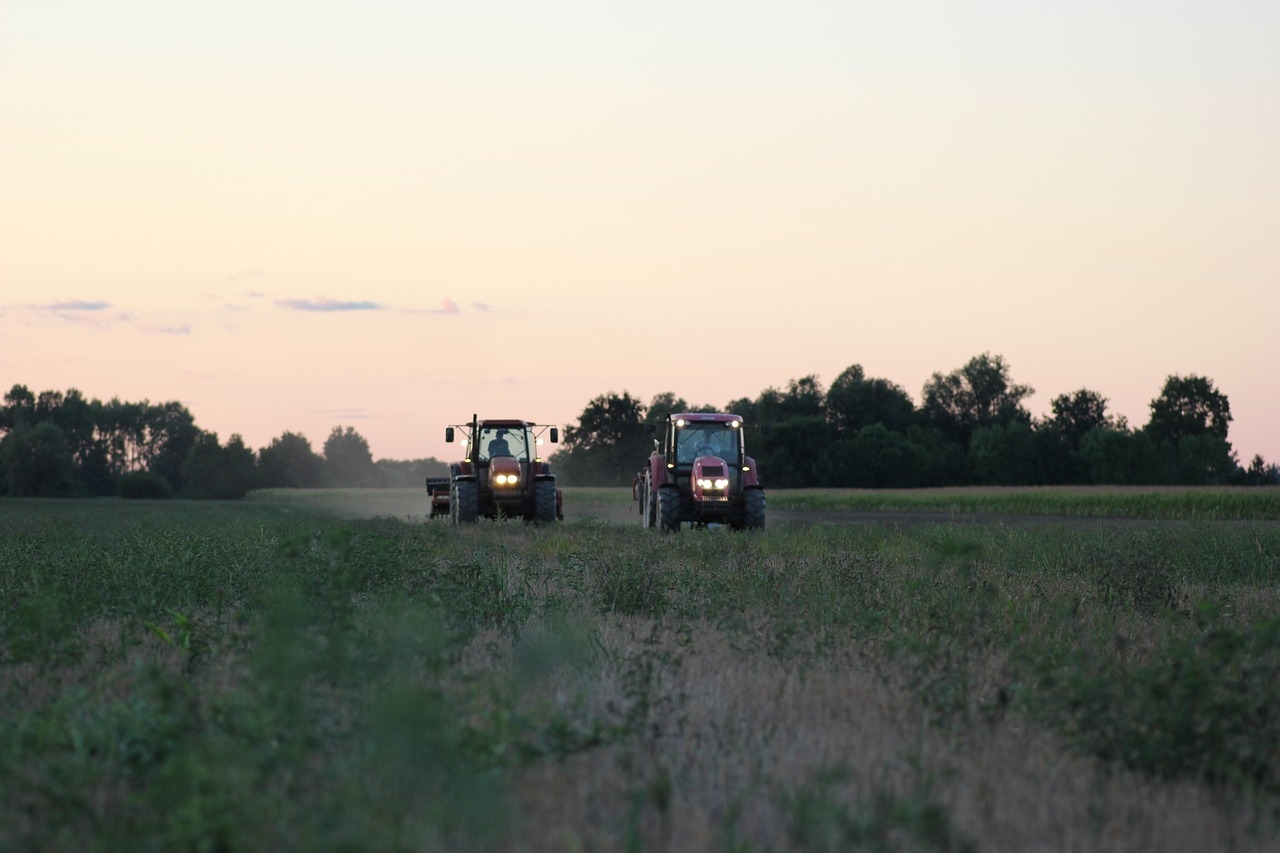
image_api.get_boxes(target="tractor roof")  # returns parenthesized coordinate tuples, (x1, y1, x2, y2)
(476, 419, 533, 428)
(670, 412, 743, 424)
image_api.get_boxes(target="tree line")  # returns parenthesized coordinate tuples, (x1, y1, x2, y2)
(550, 353, 1279, 488)
(0, 385, 447, 499)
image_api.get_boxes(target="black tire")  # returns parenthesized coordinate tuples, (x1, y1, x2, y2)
(658, 486, 681, 533)
(742, 488, 766, 530)
(455, 480, 480, 524)
(642, 473, 657, 528)
(534, 479, 558, 522)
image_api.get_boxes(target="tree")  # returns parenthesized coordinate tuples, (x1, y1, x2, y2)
(921, 353, 1033, 446)
(183, 433, 258, 498)
(1145, 374, 1232, 447)
(146, 401, 201, 492)
(839, 423, 925, 487)
(1078, 426, 1160, 485)
(1, 422, 77, 497)
(646, 393, 688, 425)
(1164, 433, 1237, 485)
(1047, 389, 1113, 450)
(323, 426, 376, 487)
(968, 421, 1038, 485)
(557, 392, 648, 486)
(259, 431, 325, 488)
(750, 414, 836, 488)
(0, 384, 36, 434)
(826, 364, 916, 436)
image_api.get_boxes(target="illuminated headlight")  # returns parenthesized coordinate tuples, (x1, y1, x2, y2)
(697, 478, 730, 490)
(494, 473, 520, 486)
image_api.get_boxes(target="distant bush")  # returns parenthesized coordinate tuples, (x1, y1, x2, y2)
(118, 472, 174, 500)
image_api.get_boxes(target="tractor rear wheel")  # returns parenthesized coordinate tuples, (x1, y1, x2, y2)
(454, 480, 479, 524)
(534, 479, 557, 522)
(658, 486, 681, 532)
(742, 488, 766, 530)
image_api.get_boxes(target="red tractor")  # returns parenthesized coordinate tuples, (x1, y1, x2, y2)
(427, 415, 563, 523)
(633, 412, 765, 531)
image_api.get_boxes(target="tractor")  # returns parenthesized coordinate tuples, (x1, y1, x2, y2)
(427, 415, 562, 523)
(633, 412, 765, 531)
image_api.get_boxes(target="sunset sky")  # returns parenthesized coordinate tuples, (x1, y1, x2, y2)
(3, 2, 1277, 466)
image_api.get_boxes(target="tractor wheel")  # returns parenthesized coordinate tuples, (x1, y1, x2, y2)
(454, 480, 480, 524)
(658, 486, 681, 533)
(742, 488, 766, 530)
(534, 479, 558, 522)
(642, 473, 657, 528)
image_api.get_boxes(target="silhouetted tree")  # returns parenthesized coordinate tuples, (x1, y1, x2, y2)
(1145, 374, 1232, 446)
(183, 432, 258, 498)
(827, 365, 916, 437)
(557, 392, 649, 486)
(921, 353, 1033, 447)
(259, 431, 325, 488)
(1, 422, 77, 497)
(323, 426, 376, 487)
(1047, 389, 1113, 450)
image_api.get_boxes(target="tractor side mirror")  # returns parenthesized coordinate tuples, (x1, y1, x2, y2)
(549, 427, 559, 443)
(445, 427, 455, 443)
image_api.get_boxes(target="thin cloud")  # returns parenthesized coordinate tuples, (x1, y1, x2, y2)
(31, 299, 110, 312)
(471, 302, 496, 313)
(275, 297, 384, 312)
(148, 324, 192, 336)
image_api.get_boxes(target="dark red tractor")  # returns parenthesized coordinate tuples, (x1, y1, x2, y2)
(427, 415, 562, 523)
(632, 412, 765, 531)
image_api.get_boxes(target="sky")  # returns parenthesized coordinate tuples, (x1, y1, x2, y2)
(3, 2, 1278, 466)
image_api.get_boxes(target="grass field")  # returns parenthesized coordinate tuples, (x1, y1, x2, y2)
(3, 488, 1280, 850)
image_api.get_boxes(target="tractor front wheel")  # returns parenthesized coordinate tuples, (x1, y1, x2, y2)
(454, 480, 480, 524)
(534, 479, 558, 522)
(658, 486, 681, 533)
(742, 488, 766, 530)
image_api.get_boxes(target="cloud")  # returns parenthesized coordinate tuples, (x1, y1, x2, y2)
(31, 299, 110, 312)
(149, 324, 192, 336)
(275, 297, 384, 312)
(471, 302, 496, 313)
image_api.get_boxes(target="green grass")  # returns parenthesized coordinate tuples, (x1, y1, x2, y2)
(3, 492, 1280, 849)
(768, 485, 1280, 519)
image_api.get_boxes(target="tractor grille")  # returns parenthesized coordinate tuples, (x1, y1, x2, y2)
(701, 465, 724, 477)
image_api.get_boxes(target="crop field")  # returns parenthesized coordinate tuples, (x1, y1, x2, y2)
(3, 488, 1280, 850)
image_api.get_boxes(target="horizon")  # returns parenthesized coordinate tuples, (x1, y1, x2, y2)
(4, 3, 1277, 467)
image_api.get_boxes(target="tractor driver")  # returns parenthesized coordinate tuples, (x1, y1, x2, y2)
(486, 429, 512, 458)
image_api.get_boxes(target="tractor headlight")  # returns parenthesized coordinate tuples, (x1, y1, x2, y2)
(494, 473, 520, 486)
(697, 478, 711, 489)
(714, 478, 729, 489)
(697, 478, 730, 490)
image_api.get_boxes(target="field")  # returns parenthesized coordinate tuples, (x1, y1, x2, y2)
(3, 487, 1280, 850)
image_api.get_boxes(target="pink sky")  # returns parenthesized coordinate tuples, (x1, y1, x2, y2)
(3, 3, 1277, 467)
